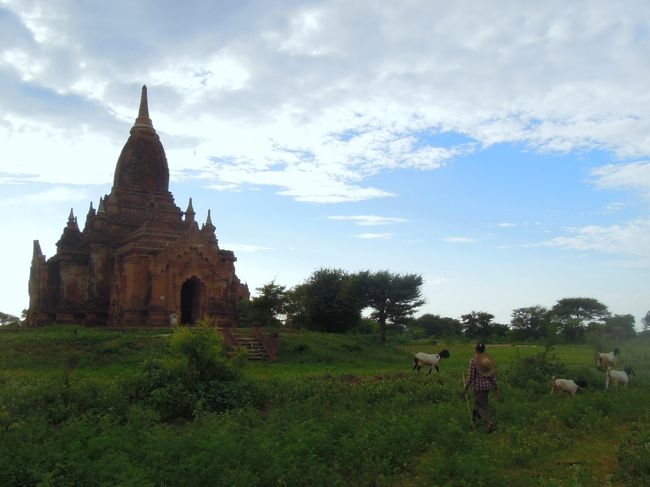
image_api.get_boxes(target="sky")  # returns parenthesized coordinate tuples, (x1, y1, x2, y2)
(1, 1, 649, 327)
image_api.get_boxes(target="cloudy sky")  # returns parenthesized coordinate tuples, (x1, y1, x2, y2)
(1, 0, 649, 326)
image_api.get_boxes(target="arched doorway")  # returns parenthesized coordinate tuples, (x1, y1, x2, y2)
(180, 277, 202, 325)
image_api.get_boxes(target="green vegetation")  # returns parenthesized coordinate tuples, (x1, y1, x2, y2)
(0, 326, 648, 486)
(250, 268, 425, 342)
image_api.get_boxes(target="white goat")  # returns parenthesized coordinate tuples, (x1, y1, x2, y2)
(550, 377, 588, 397)
(413, 349, 450, 373)
(606, 367, 634, 390)
(597, 348, 620, 370)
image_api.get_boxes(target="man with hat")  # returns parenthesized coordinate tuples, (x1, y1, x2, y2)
(462, 342, 501, 432)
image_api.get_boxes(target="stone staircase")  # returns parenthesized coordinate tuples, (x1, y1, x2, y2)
(229, 330, 270, 360)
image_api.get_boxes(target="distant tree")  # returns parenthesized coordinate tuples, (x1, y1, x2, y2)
(550, 297, 610, 343)
(0, 311, 20, 327)
(491, 323, 511, 340)
(251, 280, 288, 327)
(359, 271, 424, 345)
(603, 314, 636, 341)
(284, 284, 308, 329)
(414, 313, 462, 337)
(289, 268, 363, 333)
(550, 297, 610, 325)
(643, 310, 650, 332)
(510, 306, 549, 340)
(461, 311, 495, 341)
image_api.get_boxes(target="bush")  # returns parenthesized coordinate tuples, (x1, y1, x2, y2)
(616, 423, 650, 484)
(507, 345, 567, 394)
(129, 326, 264, 420)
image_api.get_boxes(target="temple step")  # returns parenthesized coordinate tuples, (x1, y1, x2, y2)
(229, 331, 270, 360)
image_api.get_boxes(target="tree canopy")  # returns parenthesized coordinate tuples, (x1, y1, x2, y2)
(510, 306, 549, 340)
(461, 311, 495, 341)
(287, 268, 363, 333)
(251, 281, 288, 327)
(358, 271, 424, 344)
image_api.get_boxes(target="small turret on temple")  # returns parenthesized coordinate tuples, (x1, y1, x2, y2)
(28, 86, 250, 327)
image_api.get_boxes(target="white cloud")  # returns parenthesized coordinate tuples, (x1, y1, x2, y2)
(3, 2, 650, 203)
(443, 237, 476, 243)
(0, 186, 89, 208)
(591, 161, 650, 196)
(497, 222, 517, 228)
(425, 276, 447, 286)
(354, 233, 393, 239)
(328, 215, 409, 226)
(539, 218, 650, 261)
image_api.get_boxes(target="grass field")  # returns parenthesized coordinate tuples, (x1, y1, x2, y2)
(0, 326, 648, 486)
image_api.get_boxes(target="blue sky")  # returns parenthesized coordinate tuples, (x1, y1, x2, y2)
(1, 1, 649, 326)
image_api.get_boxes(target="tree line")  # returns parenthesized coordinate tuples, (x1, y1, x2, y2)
(238, 268, 423, 344)
(416, 298, 646, 343)
(240, 269, 650, 344)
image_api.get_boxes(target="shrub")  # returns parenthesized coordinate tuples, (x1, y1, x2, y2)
(130, 326, 264, 420)
(507, 345, 567, 394)
(615, 423, 650, 484)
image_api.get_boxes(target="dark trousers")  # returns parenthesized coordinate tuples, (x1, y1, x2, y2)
(473, 389, 491, 424)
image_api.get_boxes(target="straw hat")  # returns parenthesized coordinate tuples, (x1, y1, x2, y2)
(476, 352, 496, 377)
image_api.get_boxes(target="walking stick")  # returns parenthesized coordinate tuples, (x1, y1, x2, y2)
(462, 373, 476, 432)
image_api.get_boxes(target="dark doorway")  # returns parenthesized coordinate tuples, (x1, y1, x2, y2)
(180, 277, 202, 325)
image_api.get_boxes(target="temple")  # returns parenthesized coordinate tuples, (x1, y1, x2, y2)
(28, 86, 250, 327)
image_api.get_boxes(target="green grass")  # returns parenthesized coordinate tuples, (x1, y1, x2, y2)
(1, 326, 648, 486)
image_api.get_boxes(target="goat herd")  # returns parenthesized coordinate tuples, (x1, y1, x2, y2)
(412, 346, 635, 397)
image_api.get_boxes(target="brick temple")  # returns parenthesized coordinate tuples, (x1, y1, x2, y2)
(28, 86, 250, 327)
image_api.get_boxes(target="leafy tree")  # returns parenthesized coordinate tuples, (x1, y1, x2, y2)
(251, 280, 288, 327)
(550, 297, 610, 343)
(414, 313, 462, 337)
(510, 306, 549, 340)
(289, 268, 363, 333)
(550, 297, 610, 324)
(461, 311, 495, 341)
(0, 311, 20, 327)
(359, 271, 424, 344)
(603, 314, 636, 341)
(491, 323, 511, 340)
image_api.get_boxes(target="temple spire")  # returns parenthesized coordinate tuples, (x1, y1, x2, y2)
(202, 209, 217, 243)
(185, 198, 195, 223)
(67, 208, 79, 230)
(132, 85, 154, 131)
(32, 240, 43, 259)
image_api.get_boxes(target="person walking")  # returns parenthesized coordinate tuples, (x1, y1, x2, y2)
(463, 342, 501, 432)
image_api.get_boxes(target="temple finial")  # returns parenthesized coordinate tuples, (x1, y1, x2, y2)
(185, 198, 195, 223)
(201, 209, 216, 242)
(33, 240, 43, 258)
(66, 208, 79, 231)
(132, 85, 154, 131)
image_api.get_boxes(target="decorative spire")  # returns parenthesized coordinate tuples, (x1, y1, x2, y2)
(202, 209, 217, 242)
(84, 201, 96, 233)
(132, 85, 154, 131)
(97, 196, 106, 214)
(67, 208, 79, 230)
(185, 197, 195, 223)
(32, 240, 43, 259)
